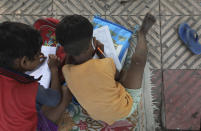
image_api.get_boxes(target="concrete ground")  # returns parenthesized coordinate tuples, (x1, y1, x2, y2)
(0, 0, 201, 130)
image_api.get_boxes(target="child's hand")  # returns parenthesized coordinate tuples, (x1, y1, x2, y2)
(93, 37, 104, 52)
(93, 37, 105, 58)
(48, 54, 60, 71)
(39, 53, 47, 65)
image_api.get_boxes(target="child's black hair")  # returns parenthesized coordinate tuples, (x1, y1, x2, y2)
(56, 15, 93, 56)
(0, 22, 42, 69)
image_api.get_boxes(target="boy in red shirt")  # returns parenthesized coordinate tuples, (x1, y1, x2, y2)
(0, 22, 71, 131)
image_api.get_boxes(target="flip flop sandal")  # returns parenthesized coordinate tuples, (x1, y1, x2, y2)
(178, 23, 201, 54)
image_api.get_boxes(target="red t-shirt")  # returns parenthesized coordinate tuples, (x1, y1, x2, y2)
(0, 67, 38, 131)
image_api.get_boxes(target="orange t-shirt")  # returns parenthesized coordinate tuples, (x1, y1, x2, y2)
(62, 58, 133, 125)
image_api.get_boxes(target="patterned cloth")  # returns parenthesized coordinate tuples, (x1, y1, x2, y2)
(58, 88, 146, 131)
(121, 88, 142, 120)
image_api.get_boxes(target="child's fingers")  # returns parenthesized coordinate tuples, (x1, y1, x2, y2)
(49, 54, 58, 59)
(93, 37, 96, 42)
(40, 56, 47, 65)
(53, 56, 60, 63)
(48, 54, 54, 58)
(47, 57, 51, 64)
(93, 38, 104, 49)
(40, 53, 45, 58)
(96, 41, 104, 52)
(57, 57, 60, 61)
(47, 54, 60, 66)
(53, 55, 58, 59)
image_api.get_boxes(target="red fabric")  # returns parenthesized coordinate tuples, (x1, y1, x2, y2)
(34, 18, 59, 45)
(34, 18, 66, 63)
(0, 71, 38, 131)
(34, 18, 67, 82)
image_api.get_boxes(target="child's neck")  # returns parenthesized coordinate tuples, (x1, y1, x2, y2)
(66, 55, 91, 65)
(4, 65, 26, 74)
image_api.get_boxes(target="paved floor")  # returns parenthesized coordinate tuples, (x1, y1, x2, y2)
(0, 0, 201, 130)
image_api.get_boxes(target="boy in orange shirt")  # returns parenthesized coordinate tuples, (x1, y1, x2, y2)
(56, 13, 155, 125)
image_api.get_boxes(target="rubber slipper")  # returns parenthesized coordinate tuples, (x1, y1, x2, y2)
(186, 29, 201, 54)
(178, 23, 201, 54)
(178, 23, 191, 46)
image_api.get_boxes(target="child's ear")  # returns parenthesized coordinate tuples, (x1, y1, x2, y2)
(20, 56, 30, 70)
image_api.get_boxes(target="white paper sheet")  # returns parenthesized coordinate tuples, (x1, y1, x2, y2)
(93, 26, 122, 71)
(26, 46, 56, 89)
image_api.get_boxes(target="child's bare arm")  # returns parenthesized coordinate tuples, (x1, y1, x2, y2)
(42, 56, 73, 123)
(48, 55, 61, 91)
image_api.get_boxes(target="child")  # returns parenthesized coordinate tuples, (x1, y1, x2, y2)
(56, 14, 156, 125)
(0, 22, 71, 131)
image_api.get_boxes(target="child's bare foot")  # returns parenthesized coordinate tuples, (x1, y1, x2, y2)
(140, 13, 156, 34)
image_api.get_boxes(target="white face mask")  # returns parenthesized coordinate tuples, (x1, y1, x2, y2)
(91, 38, 96, 50)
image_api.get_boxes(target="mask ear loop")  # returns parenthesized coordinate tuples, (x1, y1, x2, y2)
(91, 38, 97, 57)
(91, 38, 96, 50)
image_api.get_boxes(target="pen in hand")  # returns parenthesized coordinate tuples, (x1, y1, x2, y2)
(97, 47, 106, 58)
(92, 37, 106, 58)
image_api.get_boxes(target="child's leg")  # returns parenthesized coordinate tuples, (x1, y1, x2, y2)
(41, 86, 72, 124)
(119, 13, 156, 90)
